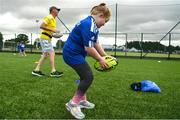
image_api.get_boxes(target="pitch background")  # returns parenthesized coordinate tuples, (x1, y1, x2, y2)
(0, 53, 179, 119)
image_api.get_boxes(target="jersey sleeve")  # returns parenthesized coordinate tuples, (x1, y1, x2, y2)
(81, 22, 96, 47)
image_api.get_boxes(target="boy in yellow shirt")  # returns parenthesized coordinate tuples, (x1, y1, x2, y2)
(32, 6, 63, 77)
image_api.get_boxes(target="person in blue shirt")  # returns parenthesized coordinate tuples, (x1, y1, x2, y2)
(19, 41, 26, 56)
(63, 3, 111, 119)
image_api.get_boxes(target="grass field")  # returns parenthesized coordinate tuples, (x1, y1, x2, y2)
(0, 52, 180, 119)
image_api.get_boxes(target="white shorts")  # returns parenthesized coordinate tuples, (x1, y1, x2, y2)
(40, 39, 54, 53)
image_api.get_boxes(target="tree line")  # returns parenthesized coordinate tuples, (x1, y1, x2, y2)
(127, 41, 180, 53)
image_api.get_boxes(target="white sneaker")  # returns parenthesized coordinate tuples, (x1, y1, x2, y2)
(65, 101, 85, 119)
(79, 100, 95, 109)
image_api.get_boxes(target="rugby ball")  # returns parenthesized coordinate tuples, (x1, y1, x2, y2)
(94, 56, 118, 72)
(52, 32, 63, 38)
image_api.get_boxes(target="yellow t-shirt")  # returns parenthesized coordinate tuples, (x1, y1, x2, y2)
(40, 14, 56, 41)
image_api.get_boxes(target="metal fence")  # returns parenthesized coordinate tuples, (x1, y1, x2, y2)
(112, 33, 180, 59)
(1, 32, 180, 59)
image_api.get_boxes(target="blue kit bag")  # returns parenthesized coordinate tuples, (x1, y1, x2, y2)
(131, 80, 161, 93)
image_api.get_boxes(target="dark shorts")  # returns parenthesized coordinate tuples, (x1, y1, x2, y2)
(20, 49, 24, 52)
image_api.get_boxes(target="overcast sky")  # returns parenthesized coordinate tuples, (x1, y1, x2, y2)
(0, 0, 180, 45)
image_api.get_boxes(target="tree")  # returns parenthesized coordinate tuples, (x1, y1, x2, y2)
(0, 32, 3, 51)
(15, 34, 29, 43)
(61, 41, 65, 48)
(4, 38, 16, 51)
(56, 39, 65, 49)
(34, 38, 41, 49)
(126, 41, 180, 53)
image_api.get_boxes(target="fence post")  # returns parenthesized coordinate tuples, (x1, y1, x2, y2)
(125, 33, 127, 56)
(168, 33, 171, 59)
(31, 33, 33, 53)
(114, 3, 118, 57)
(14, 33, 16, 53)
(140, 33, 143, 59)
(2, 40, 4, 50)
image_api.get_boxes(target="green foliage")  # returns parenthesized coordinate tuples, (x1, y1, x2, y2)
(127, 41, 180, 53)
(0, 53, 179, 119)
(61, 41, 65, 48)
(4, 38, 16, 48)
(56, 40, 65, 49)
(33, 38, 41, 49)
(15, 34, 29, 43)
(0, 32, 3, 50)
(4, 34, 30, 49)
(0, 32, 3, 42)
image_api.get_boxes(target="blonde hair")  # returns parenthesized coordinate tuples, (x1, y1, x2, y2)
(90, 3, 111, 22)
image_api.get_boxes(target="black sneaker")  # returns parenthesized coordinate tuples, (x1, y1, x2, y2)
(50, 71, 63, 77)
(32, 70, 45, 77)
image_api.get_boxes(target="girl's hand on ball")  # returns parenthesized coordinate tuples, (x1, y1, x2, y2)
(99, 57, 108, 69)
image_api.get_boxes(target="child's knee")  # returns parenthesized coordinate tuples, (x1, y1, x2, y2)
(43, 53, 49, 59)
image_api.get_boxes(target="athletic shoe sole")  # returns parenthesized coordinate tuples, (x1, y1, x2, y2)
(79, 105, 95, 109)
(65, 103, 71, 111)
(65, 103, 85, 119)
(50, 74, 63, 77)
(32, 72, 43, 77)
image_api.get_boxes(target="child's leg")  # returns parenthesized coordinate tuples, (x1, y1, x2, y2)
(70, 62, 93, 104)
(23, 50, 26, 56)
(34, 52, 49, 71)
(49, 51, 56, 72)
(34, 39, 50, 71)
(65, 62, 93, 119)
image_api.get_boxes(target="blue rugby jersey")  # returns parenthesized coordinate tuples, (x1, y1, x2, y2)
(19, 43, 25, 50)
(63, 16, 99, 65)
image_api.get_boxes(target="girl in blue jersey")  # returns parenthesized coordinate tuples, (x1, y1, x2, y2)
(63, 3, 111, 119)
(19, 41, 26, 56)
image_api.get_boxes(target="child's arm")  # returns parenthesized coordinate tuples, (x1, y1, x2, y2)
(94, 42, 108, 57)
(85, 47, 108, 69)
